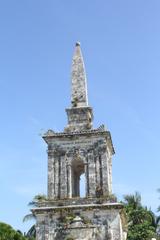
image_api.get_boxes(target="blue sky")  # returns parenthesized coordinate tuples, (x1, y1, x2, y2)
(0, 0, 160, 233)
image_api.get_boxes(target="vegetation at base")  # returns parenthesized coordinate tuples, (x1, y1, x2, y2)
(0, 222, 27, 240)
(123, 192, 160, 240)
(22, 194, 47, 238)
(24, 192, 160, 240)
(27, 194, 47, 209)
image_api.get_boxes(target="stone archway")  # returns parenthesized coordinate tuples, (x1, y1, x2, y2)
(72, 157, 85, 197)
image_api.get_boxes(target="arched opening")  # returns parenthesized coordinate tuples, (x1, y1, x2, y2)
(80, 173, 85, 197)
(72, 158, 85, 198)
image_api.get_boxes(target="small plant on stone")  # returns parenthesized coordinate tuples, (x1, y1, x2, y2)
(59, 210, 76, 224)
(81, 216, 91, 225)
(71, 97, 78, 107)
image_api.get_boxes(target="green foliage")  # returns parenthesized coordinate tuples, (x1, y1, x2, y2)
(156, 189, 160, 236)
(59, 210, 76, 224)
(23, 194, 47, 228)
(81, 215, 91, 224)
(127, 221, 156, 240)
(28, 194, 47, 207)
(23, 214, 35, 223)
(123, 192, 157, 240)
(0, 222, 27, 240)
(23, 195, 47, 240)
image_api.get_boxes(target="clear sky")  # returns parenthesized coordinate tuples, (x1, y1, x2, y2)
(0, 0, 160, 233)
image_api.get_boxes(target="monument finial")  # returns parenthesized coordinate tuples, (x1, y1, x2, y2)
(75, 41, 81, 46)
(71, 42, 88, 107)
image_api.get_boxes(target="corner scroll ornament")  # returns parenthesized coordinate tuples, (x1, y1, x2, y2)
(97, 124, 106, 131)
(44, 129, 55, 136)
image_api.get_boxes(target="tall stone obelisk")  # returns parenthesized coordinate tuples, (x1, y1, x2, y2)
(32, 43, 127, 240)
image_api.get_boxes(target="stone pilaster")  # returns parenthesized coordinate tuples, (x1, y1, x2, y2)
(35, 214, 46, 240)
(60, 154, 67, 199)
(100, 145, 112, 195)
(88, 149, 96, 197)
(47, 151, 55, 199)
(54, 155, 59, 199)
(95, 150, 100, 188)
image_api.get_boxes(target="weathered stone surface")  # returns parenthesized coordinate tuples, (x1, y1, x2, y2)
(65, 106, 93, 132)
(44, 131, 113, 199)
(33, 203, 125, 240)
(71, 42, 88, 108)
(33, 43, 127, 240)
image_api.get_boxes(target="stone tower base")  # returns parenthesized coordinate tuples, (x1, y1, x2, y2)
(32, 198, 127, 240)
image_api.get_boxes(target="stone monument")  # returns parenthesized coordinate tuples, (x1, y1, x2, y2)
(32, 42, 127, 240)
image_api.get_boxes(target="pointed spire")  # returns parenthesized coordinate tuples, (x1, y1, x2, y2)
(71, 42, 88, 107)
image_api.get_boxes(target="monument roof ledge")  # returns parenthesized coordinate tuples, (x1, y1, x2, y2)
(32, 202, 123, 213)
(42, 128, 115, 154)
(43, 128, 108, 138)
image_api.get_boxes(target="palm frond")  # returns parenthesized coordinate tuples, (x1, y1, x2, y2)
(26, 224, 36, 237)
(23, 213, 35, 222)
(156, 216, 160, 225)
(123, 191, 142, 209)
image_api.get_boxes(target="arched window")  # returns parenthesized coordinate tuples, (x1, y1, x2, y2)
(72, 158, 85, 198)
